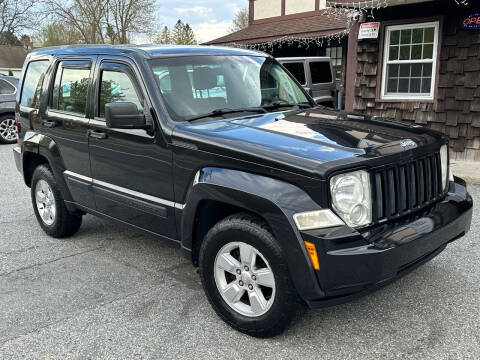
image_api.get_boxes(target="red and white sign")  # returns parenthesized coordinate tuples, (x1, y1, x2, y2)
(358, 22, 380, 40)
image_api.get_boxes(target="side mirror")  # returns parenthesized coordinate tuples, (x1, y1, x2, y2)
(105, 102, 150, 130)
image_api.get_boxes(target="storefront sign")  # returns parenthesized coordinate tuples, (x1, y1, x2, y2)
(358, 22, 380, 40)
(463, 13, 480, 29)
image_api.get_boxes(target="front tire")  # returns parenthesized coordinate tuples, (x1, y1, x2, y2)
(31, 165, 82, 238)
(199, 213, 299, 337)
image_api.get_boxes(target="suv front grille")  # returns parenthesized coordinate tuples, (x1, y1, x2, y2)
(372, 152, 445, 222)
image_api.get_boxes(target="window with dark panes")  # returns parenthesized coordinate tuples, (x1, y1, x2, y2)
(283, 62, 306, 85)
(382, 22, 438, 100)
(20, 61, 49, 108)
(0, 79, 16, 94)
(326, 47, 343, 81)
(309, 61, 333, 84)
(52, 64, 90, 114)
(99, 70, 143, 117)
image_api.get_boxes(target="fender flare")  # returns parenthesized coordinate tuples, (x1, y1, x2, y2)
(22, 132, 74, 203)
(179, 167, 325, 299)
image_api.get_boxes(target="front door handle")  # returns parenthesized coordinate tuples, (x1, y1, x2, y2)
(41, 120, 57, 128)
(87, 130, 107, 139)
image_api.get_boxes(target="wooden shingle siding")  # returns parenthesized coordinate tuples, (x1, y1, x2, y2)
(353, 17, 480, 161)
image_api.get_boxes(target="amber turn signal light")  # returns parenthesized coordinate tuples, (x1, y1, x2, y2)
(304, 241, 320, 270)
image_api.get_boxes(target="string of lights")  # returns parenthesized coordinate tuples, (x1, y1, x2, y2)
(234, 30, 349, 52)
(232, 0, 469, 51)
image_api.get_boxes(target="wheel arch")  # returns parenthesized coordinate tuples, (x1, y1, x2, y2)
(0, 110, 15, 118)
(179, 167, 325, 300)
(21, 133, 75, 204)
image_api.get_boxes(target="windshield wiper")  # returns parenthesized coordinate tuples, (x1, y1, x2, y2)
(185, 107, 267, 122)
(262, 102, 312, 110)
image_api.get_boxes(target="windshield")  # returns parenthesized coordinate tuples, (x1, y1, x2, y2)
(149, 55, 310, 121)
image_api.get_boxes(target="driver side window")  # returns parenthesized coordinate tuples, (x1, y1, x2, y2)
(99, 69, 143, 117)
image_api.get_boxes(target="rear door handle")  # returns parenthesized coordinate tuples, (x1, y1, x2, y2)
(41, 120, 57, 128)
(87, 130, 107, 139)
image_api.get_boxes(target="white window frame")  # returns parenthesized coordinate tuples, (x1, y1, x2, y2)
(326, 46, 342, 66)
(381, 21, 439, 101)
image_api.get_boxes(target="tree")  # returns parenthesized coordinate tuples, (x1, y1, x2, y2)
(0, 0, 40, 45)
(0, 31, 21, 46)
(229, 8, 249, 33)
(171, 20, 197, 45)
(44, 0, 158, 44)
(154, 26, 171, 45)
(107, 0, 156, 44)
(44, 0, 109, 43)
(36, 23, 82, 47)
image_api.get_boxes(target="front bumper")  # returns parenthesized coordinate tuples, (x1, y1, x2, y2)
(301, 178, 473, 308)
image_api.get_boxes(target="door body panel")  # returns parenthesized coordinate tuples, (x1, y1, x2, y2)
(88, 56, 176, 239)
(41, 56, 97, 209)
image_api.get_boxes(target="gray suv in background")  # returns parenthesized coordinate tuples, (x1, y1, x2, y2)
(277, 57, 336, 108)
(0, 75, 18, 144)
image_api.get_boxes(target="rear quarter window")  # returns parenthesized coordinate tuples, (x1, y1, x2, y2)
(309, 61, 333, 84)
(282, 62, 306, 85)
(20, 60, 49, 108)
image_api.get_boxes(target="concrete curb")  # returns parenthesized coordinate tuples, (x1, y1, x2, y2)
(451, 161, 480, 185)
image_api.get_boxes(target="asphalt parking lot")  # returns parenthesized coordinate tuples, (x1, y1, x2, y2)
(0, 143, 479, 359)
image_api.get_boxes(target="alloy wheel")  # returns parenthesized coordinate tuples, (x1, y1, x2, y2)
(214, 241, 276, 317)
(0, 118, 16, 142)
(35, 179, 57, 226)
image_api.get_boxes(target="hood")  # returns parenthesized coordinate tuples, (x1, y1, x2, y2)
(172, 108, 445, 177)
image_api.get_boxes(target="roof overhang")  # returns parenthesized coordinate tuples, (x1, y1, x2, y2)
(329, 0, 433, 8)
(206, 12, 349, 46)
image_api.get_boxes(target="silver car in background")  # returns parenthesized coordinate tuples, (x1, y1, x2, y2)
(277, 57, 336, 108)
(0, 75, 18, 144)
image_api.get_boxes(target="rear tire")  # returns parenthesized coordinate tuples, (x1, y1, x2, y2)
(31, 165, 82, 238)
(199, 213, 299, 338)
(0, 114, 16, 144)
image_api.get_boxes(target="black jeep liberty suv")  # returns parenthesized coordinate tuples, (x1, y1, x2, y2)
(13, 45, 473, 337)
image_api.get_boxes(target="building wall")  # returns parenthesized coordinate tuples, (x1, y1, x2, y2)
(254, 0, 281, 20)
(253, 0, 326, 20)
(352, 15, 480, 161)
(285, 0, 315, 15)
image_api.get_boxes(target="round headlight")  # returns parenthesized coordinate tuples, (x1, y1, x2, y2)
(331, 175, 364, 213)
(330, 170, 372, 228)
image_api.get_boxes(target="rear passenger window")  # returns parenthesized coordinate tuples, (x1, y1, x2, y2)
(283, 62, 306, 85)
(0, 79, 16, 94)
(20, 61, 49, 108)
(51, 63, 90, 114)
(309, 62, 333, 84)
(99, 70, 143, 117)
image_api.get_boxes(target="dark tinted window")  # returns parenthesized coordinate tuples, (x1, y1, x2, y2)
(99, 70, 143, 117)
(20, 61, 49, 108)
(283, 62, 306, 85)
(309, 61, 333, 84)
(52, 64, 90, 114)
(0, 79, 16, 94)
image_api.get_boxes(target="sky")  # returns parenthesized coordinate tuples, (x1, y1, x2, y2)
(156, 0, 248, 43)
